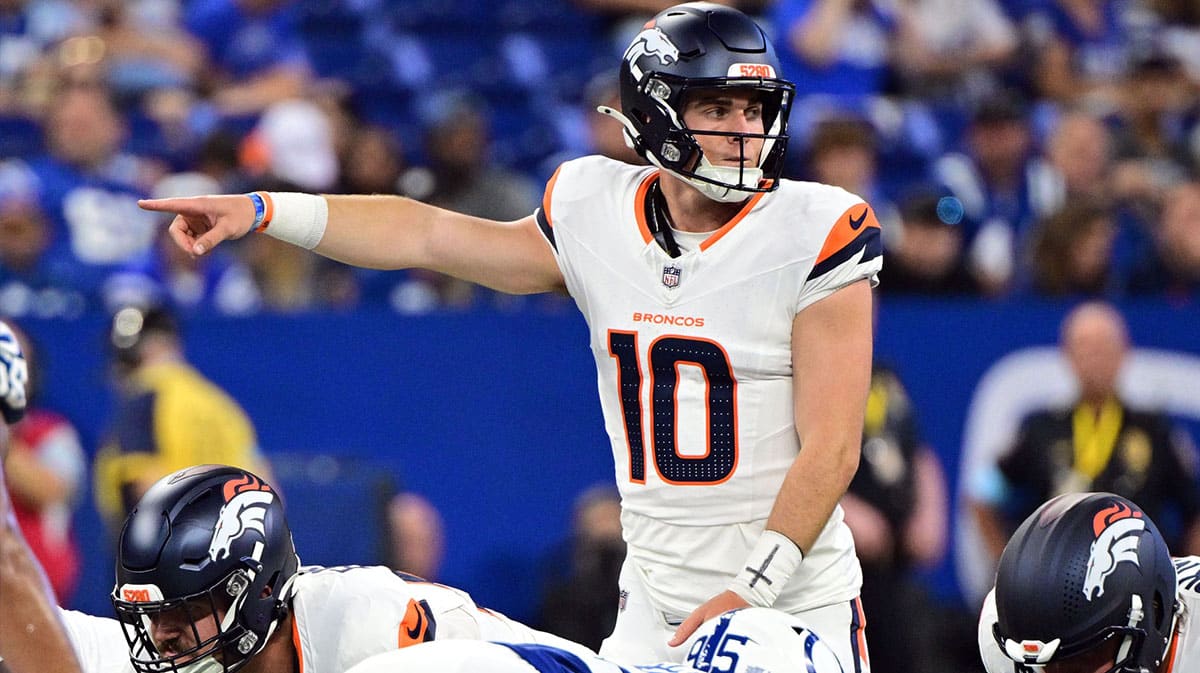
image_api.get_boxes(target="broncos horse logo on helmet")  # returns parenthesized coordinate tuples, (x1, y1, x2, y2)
(209, 474, 275, 562)
(1084, 502, 1147, 601)
(625, 28, 681, 70)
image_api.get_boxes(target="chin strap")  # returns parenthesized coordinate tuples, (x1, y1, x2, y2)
(598, 105, 761, 204)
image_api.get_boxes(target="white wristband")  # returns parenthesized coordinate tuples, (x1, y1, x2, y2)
(261, 192, 328, 250)
(729, 530, 803, 607)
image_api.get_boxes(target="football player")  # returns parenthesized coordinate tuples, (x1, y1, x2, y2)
(5, 462, 596, 673)
(109, 464, 596, 673)
(343, 607, 846, 673)
(978, 492, 1199, 673)
(139, 2, 879, 669)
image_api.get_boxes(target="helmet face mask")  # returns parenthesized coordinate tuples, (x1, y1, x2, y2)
(991, 493, 1178, 673)
(115, 577, 243, 673)
(112, 466, 300, 673)
(600, 3, 795, 203)
(994, 620, 1143, 673)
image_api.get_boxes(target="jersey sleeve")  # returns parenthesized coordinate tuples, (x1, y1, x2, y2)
(535, 163, 563, 254)
(59, 609, 135, 673)
(796, 198, 882, 312)
(534, 158, 600, 287)
(294, 566, 489, 673)
(532, 156, 624, 306)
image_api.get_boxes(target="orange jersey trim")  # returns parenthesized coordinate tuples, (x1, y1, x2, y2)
(634, 173, 766, 250)
(854, 597, 870, 671)
(541, 165, 564, 228)
(634, 172, 660, 245)
(814, 205, 880, 268)
(1162, 628, 1181, 673)
(292, 615, 305, 673)
(699, 190, 766, 251)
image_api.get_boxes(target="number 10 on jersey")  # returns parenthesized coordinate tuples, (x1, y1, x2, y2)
(608, 330, 738, 485)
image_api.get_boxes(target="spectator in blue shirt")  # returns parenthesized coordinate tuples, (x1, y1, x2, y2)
(184, 0, 314, 120)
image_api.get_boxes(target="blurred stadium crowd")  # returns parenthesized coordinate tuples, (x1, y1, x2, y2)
(1, 0, 1199, 319)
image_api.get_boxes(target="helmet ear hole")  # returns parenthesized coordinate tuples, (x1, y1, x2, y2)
(1152, 591, 1167, 629)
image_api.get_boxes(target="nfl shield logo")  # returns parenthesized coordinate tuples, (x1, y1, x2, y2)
(662, 265, 681, 289)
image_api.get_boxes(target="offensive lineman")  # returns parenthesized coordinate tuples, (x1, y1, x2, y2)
(111, 464, 596, 673)
(978, 492, 1200, 673)
(139, 3, 879, 669)
(6, 462, 596, 673)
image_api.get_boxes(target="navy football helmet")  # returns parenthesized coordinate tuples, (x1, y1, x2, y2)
(112, 465, 299, 673)
(599, 2, 794, 203)
(991, 493, 1178, 673)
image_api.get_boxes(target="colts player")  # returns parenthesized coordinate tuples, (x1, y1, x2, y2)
(344, 608, 847, 673)
(139, 3, 880, 669)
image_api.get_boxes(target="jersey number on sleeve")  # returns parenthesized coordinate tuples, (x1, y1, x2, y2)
(609, 331, 737, 484)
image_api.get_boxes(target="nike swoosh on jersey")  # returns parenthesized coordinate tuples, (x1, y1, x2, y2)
(809, 203, 881, 281)
(848, 208, 868, 230)
(398, 598, 437, 647)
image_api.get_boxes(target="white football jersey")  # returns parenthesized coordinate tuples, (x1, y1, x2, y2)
(537, 156, 880, 613)
(59, 608, 134, 673)
(52, 567, 590, 673)
(291, 565, 597, 673)
(978, 556, 1200, 673)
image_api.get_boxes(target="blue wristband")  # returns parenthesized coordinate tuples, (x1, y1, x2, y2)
(247, 192, 266, 234)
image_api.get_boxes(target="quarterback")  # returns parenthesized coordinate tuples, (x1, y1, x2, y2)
(978, 493, 1199, 673)
(139, 3, 880, 669)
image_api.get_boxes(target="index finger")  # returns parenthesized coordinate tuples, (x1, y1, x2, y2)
(138, 197, 211, 216)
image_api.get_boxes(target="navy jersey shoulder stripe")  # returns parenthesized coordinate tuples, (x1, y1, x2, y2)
(806, 226, 881, 282)
(536, 208, 556, 251)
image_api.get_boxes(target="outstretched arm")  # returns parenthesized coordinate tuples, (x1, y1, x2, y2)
(138, 193, 565, 295)
(0, 322, 82, 673)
